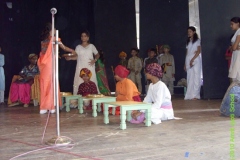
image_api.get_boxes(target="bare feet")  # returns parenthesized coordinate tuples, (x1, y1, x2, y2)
(191, 98, 198, 100)
(8, 102, 20, 107)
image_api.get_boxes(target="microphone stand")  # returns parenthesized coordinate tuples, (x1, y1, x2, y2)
(46, 8, 72, 146)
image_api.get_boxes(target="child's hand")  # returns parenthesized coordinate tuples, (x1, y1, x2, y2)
(135, 71, 139, 75)
(172, 74, 175, 78)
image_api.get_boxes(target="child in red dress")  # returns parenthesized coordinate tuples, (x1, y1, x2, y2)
(77, 68, 98, 109)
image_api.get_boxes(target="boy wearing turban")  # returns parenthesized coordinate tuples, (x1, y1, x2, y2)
(159, 45, 175, 95)
(77, 68, 97, 96)
(74, 68, 98, 109)
(131, 63, 174, 124)
(118, 51, 128, 68)
(111, 65, 141, 115)
(114, 65, 141, 101)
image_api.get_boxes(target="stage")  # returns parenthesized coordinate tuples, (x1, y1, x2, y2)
(0, 95, 239, 160)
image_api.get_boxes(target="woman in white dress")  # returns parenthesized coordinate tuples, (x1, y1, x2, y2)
(220, 17, 240, 117)
(66, 30, 100, 95)
(229, 17, 240, 82)
(184, 26, 202, 100)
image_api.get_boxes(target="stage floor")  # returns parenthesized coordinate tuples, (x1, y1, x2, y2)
(0, 95, 239, 160)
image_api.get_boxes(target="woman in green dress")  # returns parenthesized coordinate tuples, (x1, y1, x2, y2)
(95, 49, 111, 95)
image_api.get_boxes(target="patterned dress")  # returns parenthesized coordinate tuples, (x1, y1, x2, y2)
(95, 59, 111, 95)
(9, 65, 39, 104)
(77, 81, 98, 96)
(77, 80, 98, 109)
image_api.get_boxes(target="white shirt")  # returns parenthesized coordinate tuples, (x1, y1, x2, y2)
(143, 80, 172, 109)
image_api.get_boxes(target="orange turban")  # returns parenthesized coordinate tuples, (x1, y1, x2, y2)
(80, 68, 92, 78)
(114, 65, 129, 78)
(119, 51, 127, 58)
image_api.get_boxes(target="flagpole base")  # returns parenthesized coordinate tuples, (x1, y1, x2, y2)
(45, 136, 72, 146)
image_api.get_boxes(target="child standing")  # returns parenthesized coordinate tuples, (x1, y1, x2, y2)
(0, 47, 5, 105)
(144, 48, 158, 93)
(127, 48, 142, 93)
(119, 51, 128, 68)
(144, 48, 158, 68)
(159, 45, 175, 95)
(130, 63, 174, 124)
(77, 68, 98, 109)
(156, 45, 164, 64)
(143, 50, 150, 69)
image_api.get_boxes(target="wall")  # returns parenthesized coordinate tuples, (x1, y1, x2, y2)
(94, 0, 137, 91)
(199, 0, 240, 98)
(140, 0, 189, 94)
(0, 0, 137, 96)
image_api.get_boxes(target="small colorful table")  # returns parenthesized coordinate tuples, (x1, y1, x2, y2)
(79, 96, 116, 117)
(61, 95, 82, 112)
(103, 101, 152, 130)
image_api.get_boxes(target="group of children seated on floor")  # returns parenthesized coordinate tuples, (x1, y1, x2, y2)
(76, 63, 174, 124)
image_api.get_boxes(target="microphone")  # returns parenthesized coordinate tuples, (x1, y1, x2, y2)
(50, 8, 57, 14)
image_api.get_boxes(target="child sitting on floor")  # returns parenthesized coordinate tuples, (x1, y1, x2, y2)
(73, 68, 98, 110)
(110, 65, 141, 115)
(130, 63, 174, 124)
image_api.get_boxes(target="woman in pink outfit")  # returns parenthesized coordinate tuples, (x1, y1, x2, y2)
(9, 54, 39, 107)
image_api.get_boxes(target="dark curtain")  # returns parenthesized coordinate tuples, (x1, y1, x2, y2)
(0, 0, 95, 95)
(140, 0, 189, 94)
(94, 0, 137, 92)
(199, 0, 240, 98)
